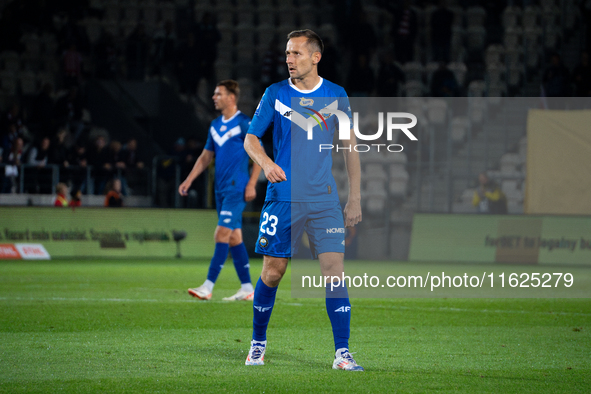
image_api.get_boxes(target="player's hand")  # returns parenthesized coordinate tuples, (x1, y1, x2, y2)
(245, 183, 257, 202)
(344, 199, 362, 228)
(263, 162, 287, 183)
(178, 180, 192, 196)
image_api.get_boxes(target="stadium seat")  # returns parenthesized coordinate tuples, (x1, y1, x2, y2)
(0, 70, 17, 96)
(504, 48, 522, 67)
(468, 96, 487, 124)
(424, 61, 439, 86)
(486, 61, 505, 85)
(487, 81, 507, 98)
(403, 81, 425, 97)
(450, 116, 470, 143)
(389, 170, 409, 197)
(544, 26, 561, 49)
(0, 51, 20, 72)
(502, 5, 522, 28)
(426, 99, 447, 125)
(485, 44, 504, 65)
(365, 162, 389, 180)
(522, 5, 541, 29)
(21, 33, 40, 57)
(503, 26, 523, 50)
(18, 70, 37, 95)
(500, 153, 522, 173)
(542, 5, 560, 27)
(465, 6, 486, 28)
(466, 26, 486, 51)
(402, 61, 423, 82)
(448, 61, 467, 87)
(507, 64, 523, 87)
(468, 80, 486, 97)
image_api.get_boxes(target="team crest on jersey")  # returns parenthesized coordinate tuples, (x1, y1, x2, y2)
(220, 125, 227, 131)
(258, 236, 269, 248)
(300, 98, 314, 106)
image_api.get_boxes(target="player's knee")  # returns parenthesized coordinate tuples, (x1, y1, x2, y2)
(262, 269, 284, 286)
(214, 226, 232, 243)
(229, 231, 243, 247)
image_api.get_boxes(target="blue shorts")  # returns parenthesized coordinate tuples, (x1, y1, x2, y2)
(215, 191, 246, 230)
(255, 200, 345, 258)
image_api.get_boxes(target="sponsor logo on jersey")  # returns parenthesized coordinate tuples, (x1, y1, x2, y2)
(254, 305, 272, 312)
(326, 228, 345, 234)
(220, 211, 233, 216)
(299, 98, 314, 106)
(258, 236, 269, 248)
(283, 110, 293, 118)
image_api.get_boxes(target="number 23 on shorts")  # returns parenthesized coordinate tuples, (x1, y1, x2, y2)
(260, 212, 278, 236)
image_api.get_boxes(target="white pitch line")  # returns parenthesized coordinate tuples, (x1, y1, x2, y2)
(0, 297, 588, 316)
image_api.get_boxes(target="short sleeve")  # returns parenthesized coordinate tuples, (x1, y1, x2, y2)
(248, 87, 275, 138)
(204, 128, 214, 151)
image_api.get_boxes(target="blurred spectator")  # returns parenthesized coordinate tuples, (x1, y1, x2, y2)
(376, 51, 405, 96)
(430, 62, 459, 97)
(542, 54, 571, 97)
(2, 137, 24, 193)
(27, 136, 51, 167)
(105, 178, 123, 207)
(572, 52, 591, 97)
(391, 1, 418, 64)
(26, 136, 53, 193)
(157, 138, 186, 207)
(152, 20, 177, 78)
(107, 140, 129, 195)
(66, 142, 88, 194)
(54, 182, 69, 207)
(472, 172, 507, 214)
(1, 123, 28, 158)
(195, 12, 220, 95)
(176, 32, 200, 96)
(56, 86, 85, 143)
(430, 1, 454, 63)
(70, 188, 82, 207)
(95, 31, 119, 79)
(62, 43, 83, 88)
(347, 54, 375, 97)
(86, 135, 110, 194)
(50, 128, 71, 168)
(1, 103, 27, 139)
(120, 138, 145, 195)
(126, 24, 150, 81)
(319, 37, 340, 85)
(120, 138, 144, 169)
(31, 83, 56, 138)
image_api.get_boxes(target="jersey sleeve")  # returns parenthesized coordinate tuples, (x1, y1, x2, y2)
(248, 87, 275, 138)
(204, 127, 214, 151)
(240, 116, 252, 138)
(338, 89, 353, 127)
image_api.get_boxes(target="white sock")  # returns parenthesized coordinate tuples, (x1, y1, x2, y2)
(203, 279, 214, 292)
(335, 347, 349, 357)
(241, 283, 254, 293)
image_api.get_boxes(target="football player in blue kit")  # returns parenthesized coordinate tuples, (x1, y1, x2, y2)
(179, 80, 261, 302)
(243, 30, 364, 370)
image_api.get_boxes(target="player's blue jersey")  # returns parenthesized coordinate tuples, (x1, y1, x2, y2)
(248, 77, 352, 202)
(204, 111, 252, 194)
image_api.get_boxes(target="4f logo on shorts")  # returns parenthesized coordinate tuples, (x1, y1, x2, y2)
(334, 306, 351, 313)
(254, 305, 272, 312)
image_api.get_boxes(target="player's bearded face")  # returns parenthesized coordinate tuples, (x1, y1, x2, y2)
(212, 86, 230, 110)
(286, 37, 317, 79)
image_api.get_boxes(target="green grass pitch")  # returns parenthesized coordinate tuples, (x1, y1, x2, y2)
(0, 259, 590, 393)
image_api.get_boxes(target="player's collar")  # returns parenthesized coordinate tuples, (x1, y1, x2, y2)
(221, 110, 241, 123)
(288, 77, 323, 94)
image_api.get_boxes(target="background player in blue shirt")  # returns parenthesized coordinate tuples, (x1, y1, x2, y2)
(179, 80, 261, 301)
(243, 30, 364, 370)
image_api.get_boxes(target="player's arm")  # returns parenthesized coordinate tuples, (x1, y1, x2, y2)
(244, 134, 286, 183)
(178, 149, 214, 196)
(342, 130, 362, 227)
(244, 161, 262, 202)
